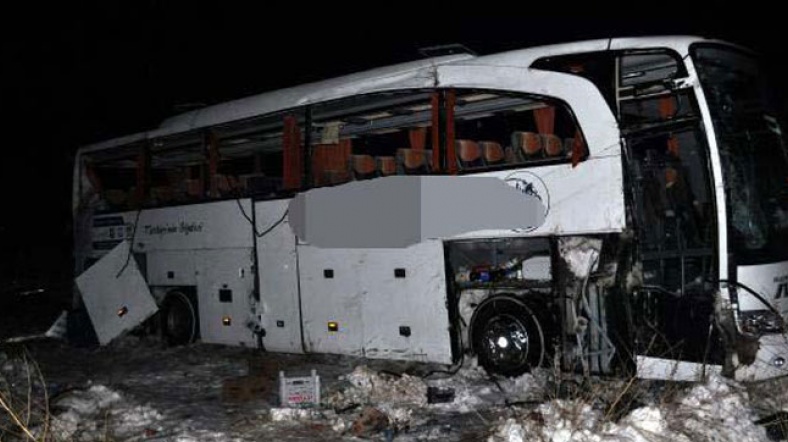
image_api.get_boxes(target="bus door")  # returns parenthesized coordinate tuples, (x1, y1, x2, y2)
(617, 52, 724, 375)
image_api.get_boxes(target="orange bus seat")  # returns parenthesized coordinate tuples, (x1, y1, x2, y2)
(542, 134, 564, 157)
(376, 156, 396, 176)
(456, 140, 482, 169)
(397, 148, 432, 174)
(351, 154, 377, 180)
(480, 141, 505, 165)
(511, 131, 542, 159)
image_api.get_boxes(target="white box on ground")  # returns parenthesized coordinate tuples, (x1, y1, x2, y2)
(279, 370, 321, 407)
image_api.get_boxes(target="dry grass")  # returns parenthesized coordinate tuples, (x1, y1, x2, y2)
(0, 345, 51, 441)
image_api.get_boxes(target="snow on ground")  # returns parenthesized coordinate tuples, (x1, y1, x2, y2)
(45, 384, 164, 440)
(488, 373, 768, 442)
(3, 341, 787, 441)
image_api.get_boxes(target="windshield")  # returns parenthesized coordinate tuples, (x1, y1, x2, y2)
(693, 45, 788, 264)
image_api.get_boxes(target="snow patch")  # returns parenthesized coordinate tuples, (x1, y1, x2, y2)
(269, 407, 322, 422)
(427, 361, 547, 412)
(488, 373, 767, 442)
(45, 384, 164, 441)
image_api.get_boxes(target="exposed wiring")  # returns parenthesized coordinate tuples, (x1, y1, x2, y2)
(719, 279, 780, 316)
(235, 198, 289, 239)
(116, 209, 143, 278)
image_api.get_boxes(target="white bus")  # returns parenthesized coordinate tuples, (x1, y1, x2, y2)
(72, 36, 788, 382)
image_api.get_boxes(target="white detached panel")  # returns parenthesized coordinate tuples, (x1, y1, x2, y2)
(75, 241, 158, 345)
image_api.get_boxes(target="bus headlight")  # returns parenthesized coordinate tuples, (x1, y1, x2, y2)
(740, 310, 785, 336)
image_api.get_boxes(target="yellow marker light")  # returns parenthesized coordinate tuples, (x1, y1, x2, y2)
(117, 306, 128, 317)
(222, 316, 232, 326)
(327, 321, 339, 332)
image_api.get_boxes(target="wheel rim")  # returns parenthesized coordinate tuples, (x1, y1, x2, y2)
(480, 313, 530, 372)
(166, 302, 188, 337)
(164, 292, 195, 344)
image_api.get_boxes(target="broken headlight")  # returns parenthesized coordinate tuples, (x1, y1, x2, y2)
(740, 309, 785, 336)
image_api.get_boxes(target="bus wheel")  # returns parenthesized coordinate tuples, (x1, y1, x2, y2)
(160, 290, 198, 346)
(470, 296, 546, 377)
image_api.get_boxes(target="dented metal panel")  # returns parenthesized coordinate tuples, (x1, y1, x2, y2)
(358, 241, 453, 364)
(254, 199, 304, 353)
(75, 241, 158, 345)
(297, 241, 452, 364)
(298, 246, 364, 356)
(195, 248, 257, 347)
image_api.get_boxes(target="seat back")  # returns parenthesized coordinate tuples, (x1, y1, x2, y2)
(397, 148, 432, 174)
(351, 154, 377, 180)
(511, 131, 542, 159)
(479, 141, 505, 165)
(456, 139, 482, 169)
(542, 134, 563, 157)
(376, 156, 396, 176)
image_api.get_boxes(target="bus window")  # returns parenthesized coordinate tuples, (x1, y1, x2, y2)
(212, 110, 302, 197)
(532, 50, 692, 133)
(148, 133, 204, 204)
(311, 92, 436, 184)
(83, 143, 144, 212)
(452, 91, 585, 171)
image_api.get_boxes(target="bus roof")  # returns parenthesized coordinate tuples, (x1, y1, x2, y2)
(78, 35, 717, 154)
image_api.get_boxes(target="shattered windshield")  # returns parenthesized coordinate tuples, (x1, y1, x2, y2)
(693, 45, 788, 264)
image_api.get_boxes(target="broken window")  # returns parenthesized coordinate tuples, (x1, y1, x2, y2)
(82, 143, 144, 213)
(310, 91, 436, 186)
(693, 44, 788, 264)
(452, 91, 586, 171)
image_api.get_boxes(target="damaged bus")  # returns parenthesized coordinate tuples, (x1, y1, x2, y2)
(72, 36, 788, 382)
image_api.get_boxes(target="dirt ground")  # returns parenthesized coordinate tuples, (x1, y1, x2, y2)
(5, 338, 506, 441)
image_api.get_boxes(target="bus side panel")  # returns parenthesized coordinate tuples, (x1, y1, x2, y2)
(455, 156, 625, 239)
(298, 241, 453, 364)
(298, 246, 364, 356)
(360, 240, 453, 364)
(129, 200, 258, 347)
(254, 199, 304, 353)
(195, 248, 257, 346)
(145, 251, 196, 287)
(133, 200, 255, 251)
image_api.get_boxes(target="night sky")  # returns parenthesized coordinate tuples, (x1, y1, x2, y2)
(2, 7, 786, 283)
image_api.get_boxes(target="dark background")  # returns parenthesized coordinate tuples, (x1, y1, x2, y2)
(1, 7, 786, 289)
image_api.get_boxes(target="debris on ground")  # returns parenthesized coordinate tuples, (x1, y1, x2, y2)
(350, 406, 389, 437)
(4, 340, 786, 441)
(325, 365, 428, 411)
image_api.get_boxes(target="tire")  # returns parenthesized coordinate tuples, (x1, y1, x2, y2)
(160, 290, 198, 346)
(470, 296, 546, 377)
